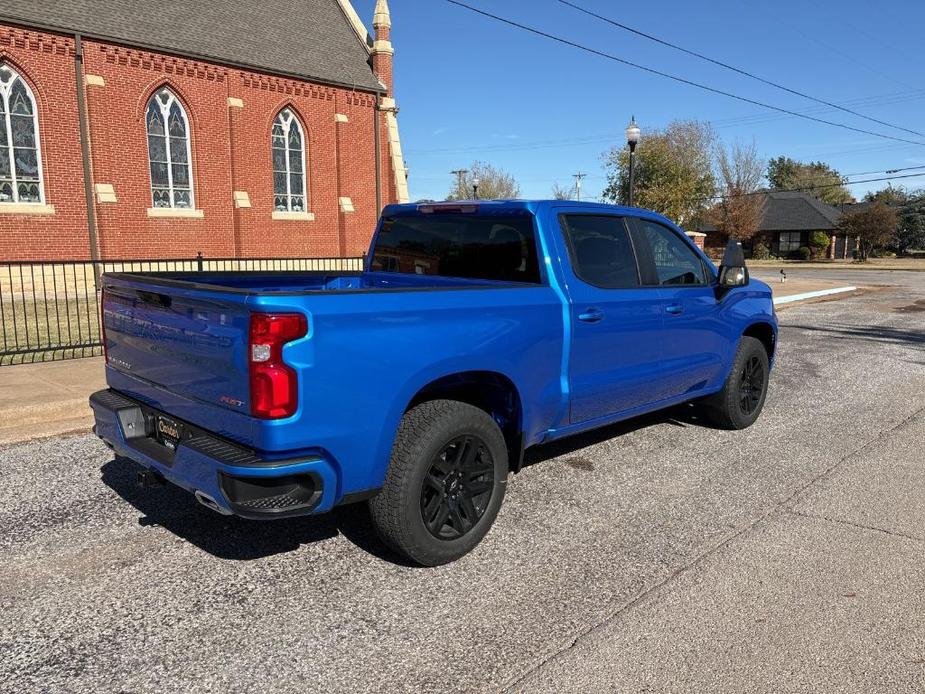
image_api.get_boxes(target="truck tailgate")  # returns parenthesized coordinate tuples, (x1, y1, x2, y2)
(102, 275, 252, 414)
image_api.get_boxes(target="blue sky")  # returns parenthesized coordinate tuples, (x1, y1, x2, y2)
(353, 0, 925, 203)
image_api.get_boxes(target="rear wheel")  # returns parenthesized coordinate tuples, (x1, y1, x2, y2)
(702, 336, 770, 430)
(369, 400, 508, 566)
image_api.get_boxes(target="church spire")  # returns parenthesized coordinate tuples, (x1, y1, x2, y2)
(371, 0, 393, 94)
(373, 0, 391, 29)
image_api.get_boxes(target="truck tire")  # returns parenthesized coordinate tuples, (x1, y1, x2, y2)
(702, 336, 770, 430)
(369, 399, 508, 566)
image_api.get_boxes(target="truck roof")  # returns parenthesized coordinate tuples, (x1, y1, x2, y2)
(381, 200, 679, 227)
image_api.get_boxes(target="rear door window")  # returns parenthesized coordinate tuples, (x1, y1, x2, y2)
(635, 219, 707, 286)
(559, 214, 640, 289)
(371, 214, 541, 283)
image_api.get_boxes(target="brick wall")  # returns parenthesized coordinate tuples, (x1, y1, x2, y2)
(0, 27, 91, 258)
(0, 24, 392, 261)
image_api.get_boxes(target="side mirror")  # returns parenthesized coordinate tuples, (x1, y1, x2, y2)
(717, 239, 749, 293)
(719, 265, 749, 287)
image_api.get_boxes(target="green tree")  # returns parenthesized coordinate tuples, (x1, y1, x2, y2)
(864, 186, 925, 253)
(766, 156, 852, 205)
(836, 202, 899, 261)
(602, 120, 716, 226)
(447, 161, 520, 201)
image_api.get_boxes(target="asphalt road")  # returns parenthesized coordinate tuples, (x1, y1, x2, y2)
(2, 272, 924, 693)
(750, 265, 924, 288)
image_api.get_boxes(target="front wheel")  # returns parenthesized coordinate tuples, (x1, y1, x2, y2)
(702, 336, 770, 430)
(369, 400, 508, 566)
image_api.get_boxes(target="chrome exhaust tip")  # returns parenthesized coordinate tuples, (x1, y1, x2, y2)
(194, 490, 232, 515)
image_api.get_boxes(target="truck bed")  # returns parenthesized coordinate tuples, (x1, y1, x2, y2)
(103, 270, 521, 295)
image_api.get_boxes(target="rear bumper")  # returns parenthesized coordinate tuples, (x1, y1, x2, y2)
(90, 389, 342, 518)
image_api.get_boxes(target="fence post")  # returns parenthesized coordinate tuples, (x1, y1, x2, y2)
(196, 251, 204, 272)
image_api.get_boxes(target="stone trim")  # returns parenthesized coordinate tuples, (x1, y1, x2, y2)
(371, 40, 394, 55)
(233, 191, 251, 208)
(335, 113, 350, 123)
(227, 97, 244, 108)
(272, 210, 315, 221)
(85, 74, 106, 87)
(339, 197, 355, 213)
(94, 183, 117, 203)
(146, 207, 204, 219)
(0, 203, 55, 216)
(385, 111, 409, 204)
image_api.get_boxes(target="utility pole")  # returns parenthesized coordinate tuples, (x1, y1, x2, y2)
(450, 169, 468, 198)
(572, 171, 587, 201)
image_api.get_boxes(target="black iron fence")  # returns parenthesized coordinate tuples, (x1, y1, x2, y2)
(0, 254, 364, 366)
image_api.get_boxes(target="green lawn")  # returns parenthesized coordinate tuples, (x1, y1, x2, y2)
(0, 296, 102, 365)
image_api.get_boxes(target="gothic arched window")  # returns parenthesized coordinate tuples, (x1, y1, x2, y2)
(146, 88, 194, 208)
(272, 109, 307, 212)
(0, 65, 44, 204)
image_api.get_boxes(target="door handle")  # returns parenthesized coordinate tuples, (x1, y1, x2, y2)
(578, 308, 605, 323)
(665, 303, 684, 315)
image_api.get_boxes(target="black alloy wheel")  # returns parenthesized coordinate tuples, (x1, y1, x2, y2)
(421, 435, 495, 540)
(369, 399, 508, 566)
(739, 355, 765, 415)
(700, 335, 769, 430)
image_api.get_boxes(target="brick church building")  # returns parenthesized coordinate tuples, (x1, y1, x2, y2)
(0, 0, 408, 261)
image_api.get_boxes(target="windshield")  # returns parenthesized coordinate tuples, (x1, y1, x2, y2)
(370, 214, 541, 284)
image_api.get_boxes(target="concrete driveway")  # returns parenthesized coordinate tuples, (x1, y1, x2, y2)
(1, 273, 923, 693)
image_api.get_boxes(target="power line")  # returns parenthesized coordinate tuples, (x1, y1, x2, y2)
(406, 89, 925, 158)
(710, 171, 925, 202)
(442, 0, 925, 149)
(558, 0, 925, 138)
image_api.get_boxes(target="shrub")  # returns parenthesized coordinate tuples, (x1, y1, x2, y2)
(797, 246, 812, 260)
(752, 241, 771, 260)
(809, 231, 830, 259)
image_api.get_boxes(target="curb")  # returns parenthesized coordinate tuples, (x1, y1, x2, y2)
(0, 398, 93, 446)
(773, 286, 857, 306)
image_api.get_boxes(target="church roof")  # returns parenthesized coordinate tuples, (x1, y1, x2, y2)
(1, 0, 382, 92)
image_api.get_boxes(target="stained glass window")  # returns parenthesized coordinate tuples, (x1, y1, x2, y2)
(146, 88, 193, 208)
(272, 109, 307, 212)
(0, 65, 43, 204)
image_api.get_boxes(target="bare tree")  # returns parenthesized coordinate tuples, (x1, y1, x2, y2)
(446, 161, 521, 200)
(551, 181, 574, 200)
(706, 141, 766, 241)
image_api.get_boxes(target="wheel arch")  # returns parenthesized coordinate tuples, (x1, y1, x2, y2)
(743, 321, 777, 362)
(406, 370, 526, 472)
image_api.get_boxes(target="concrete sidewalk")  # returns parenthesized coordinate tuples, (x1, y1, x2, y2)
(0, 357, 104, 445)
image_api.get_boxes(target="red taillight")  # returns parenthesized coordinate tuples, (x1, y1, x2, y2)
(100, 288, 109, 364)
(249, 313, 308, 419)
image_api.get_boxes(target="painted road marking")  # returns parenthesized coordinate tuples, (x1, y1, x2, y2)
(773, 286, 857, 305)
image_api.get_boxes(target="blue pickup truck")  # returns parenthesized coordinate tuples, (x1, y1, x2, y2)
(91, 200, 776, 565)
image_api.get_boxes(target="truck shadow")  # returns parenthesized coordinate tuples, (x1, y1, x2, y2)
(99, 459, 416, 566)
(520, 403, 704, 469)
(100, 403, 707, 566)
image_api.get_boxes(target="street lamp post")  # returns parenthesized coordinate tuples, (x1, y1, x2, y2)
(472, 177, 480, 200)
(625, 116, 641, 206)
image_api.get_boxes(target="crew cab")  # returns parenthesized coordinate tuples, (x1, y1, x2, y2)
(91, 200, 777, 565)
